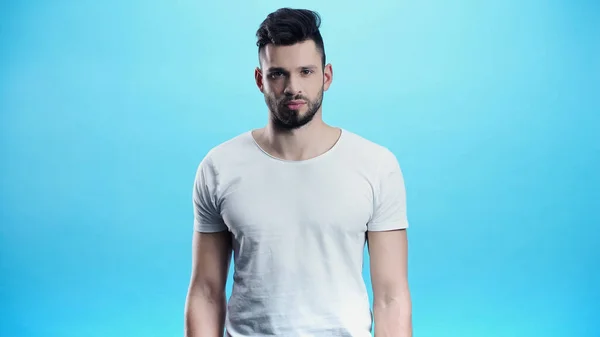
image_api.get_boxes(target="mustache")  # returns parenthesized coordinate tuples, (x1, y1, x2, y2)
(281, 96, 308, 104)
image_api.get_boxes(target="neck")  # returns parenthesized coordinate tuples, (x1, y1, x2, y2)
(255, 113, 340, 161)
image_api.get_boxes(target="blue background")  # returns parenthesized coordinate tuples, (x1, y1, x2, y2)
(1, 1, 598, 336)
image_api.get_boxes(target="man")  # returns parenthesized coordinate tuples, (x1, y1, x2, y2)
(184, 8, 412, 337)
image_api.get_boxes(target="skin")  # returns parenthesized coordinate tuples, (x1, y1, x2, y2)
(184, 39, 411, 337)
(184, 231, 232, 337)
(252, 39, 338, 161)
(369, 229, 412, 337)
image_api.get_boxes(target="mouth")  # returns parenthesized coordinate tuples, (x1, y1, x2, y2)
(285, 100, 306, 110)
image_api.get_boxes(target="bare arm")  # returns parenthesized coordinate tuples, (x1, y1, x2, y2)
(184, 230, 232, 337)
(368, 229, 412, 337)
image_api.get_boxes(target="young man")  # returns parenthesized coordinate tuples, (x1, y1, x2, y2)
(184, 8, 412, 337)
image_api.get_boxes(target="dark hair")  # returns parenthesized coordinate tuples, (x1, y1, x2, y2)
(256, 8, 326, 67)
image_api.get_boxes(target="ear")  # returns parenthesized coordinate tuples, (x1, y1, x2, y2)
(255, 67, 264, 93)
(323, 63, 333, 91)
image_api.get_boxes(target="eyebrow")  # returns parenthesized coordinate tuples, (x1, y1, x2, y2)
(266, 65, 318, 73)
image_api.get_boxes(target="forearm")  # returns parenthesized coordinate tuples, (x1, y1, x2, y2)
(184, 291, 227, 337)
(373, 294, 412, 337)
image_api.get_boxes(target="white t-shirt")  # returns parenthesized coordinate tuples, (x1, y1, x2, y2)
(192, 128, 409, 337)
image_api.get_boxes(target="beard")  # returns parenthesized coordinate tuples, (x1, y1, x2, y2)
(264, 87, 324, 130)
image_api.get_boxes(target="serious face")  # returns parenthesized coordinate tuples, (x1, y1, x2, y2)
(255, 40, 333, 130)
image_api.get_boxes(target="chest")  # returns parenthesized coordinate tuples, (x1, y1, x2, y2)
(218, 166, 374, 240)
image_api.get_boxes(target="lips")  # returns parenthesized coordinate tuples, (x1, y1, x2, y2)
(285, 100, 306, 110)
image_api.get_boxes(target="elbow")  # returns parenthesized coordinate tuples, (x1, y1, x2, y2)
(373, 285, 412, 315)
(373, 289, 412, 336)
(185, 279, 227, 317)
(186, 281, 226, 305)
(374, 293, 411, 313)
(184, 284, 227, 335)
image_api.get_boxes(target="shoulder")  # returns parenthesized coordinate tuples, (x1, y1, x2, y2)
(200, 131, 255, 163)
(194, 130, 255, 175)
(339, 129, 399, 169)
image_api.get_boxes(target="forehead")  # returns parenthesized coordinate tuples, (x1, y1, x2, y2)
(260, 40, 321, 69)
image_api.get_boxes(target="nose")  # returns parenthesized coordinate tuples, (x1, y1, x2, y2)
(283, 76, 301, 96)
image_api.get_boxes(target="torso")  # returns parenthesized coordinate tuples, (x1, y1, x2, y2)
(204, 129, 391, 336)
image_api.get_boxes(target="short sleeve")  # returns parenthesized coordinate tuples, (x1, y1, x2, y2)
(192, 155, 227, 233)
(367, 149, 409, 231)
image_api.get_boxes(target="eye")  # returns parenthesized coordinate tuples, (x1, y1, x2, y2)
(269, 71, 284, 79)
(301, 69, 314, 75)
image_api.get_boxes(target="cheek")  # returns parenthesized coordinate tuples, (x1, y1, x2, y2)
(306, 84, 322, 99)
(264, 91, 280, 105)
(265, 78, 285, 91)
(309, 77, 324, 90)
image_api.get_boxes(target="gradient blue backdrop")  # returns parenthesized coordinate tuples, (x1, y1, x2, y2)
(1, 1, 598, 336)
